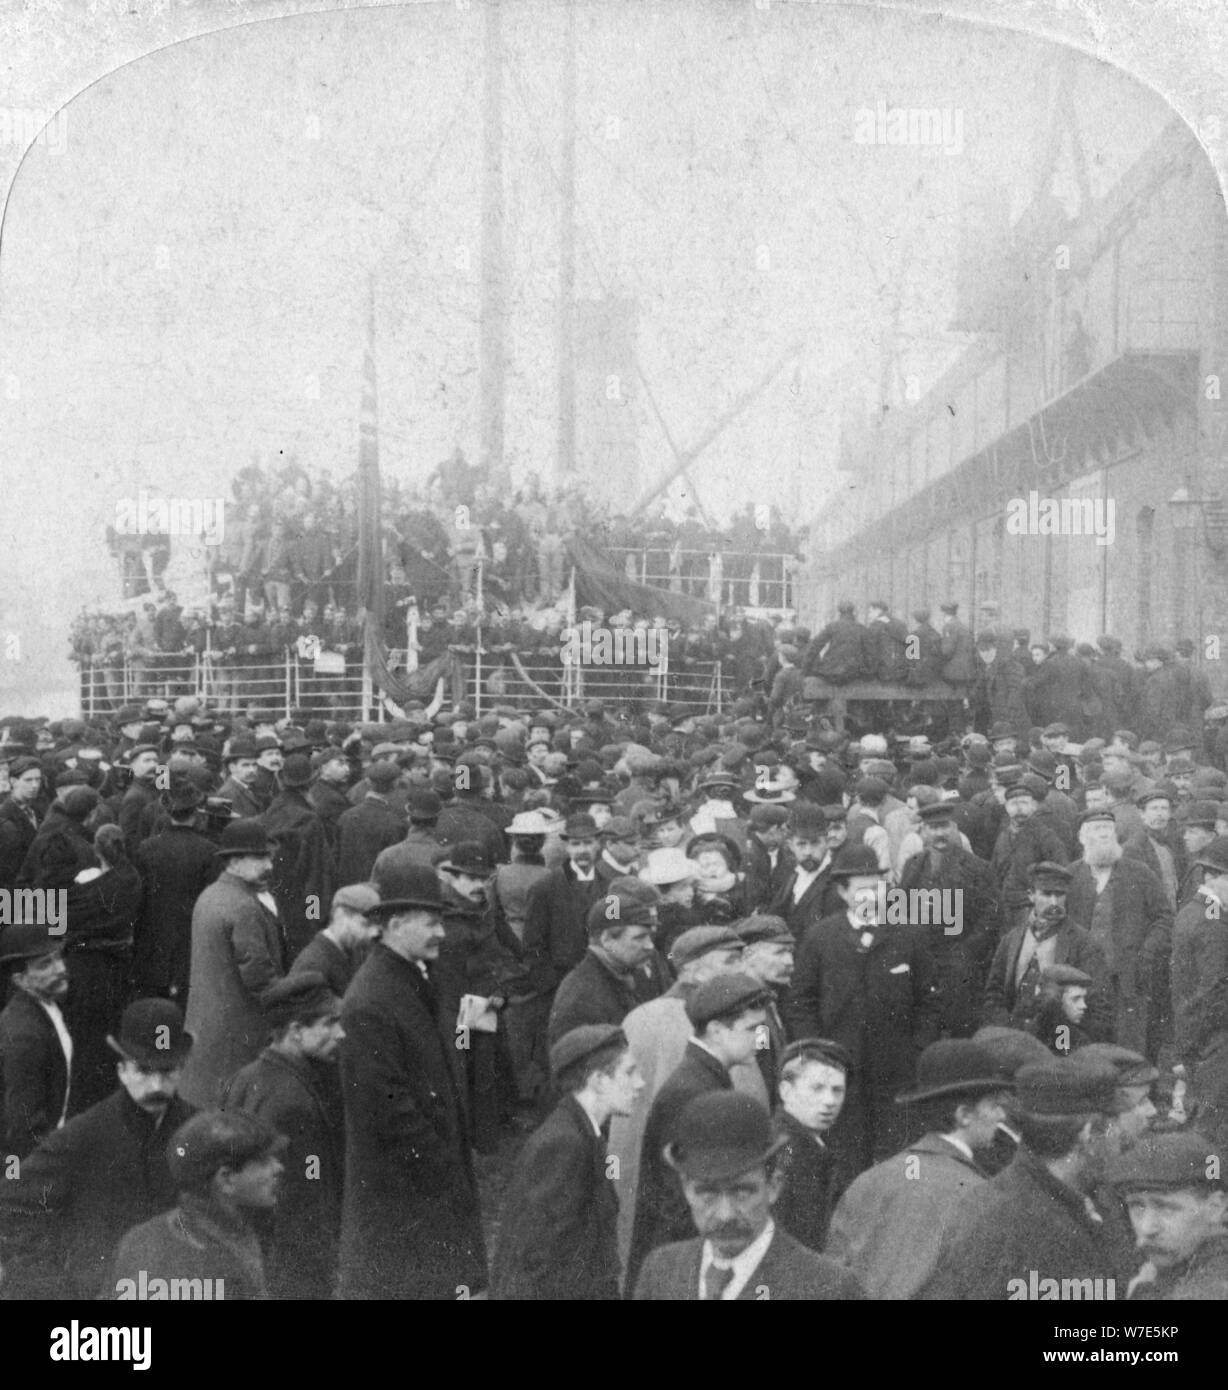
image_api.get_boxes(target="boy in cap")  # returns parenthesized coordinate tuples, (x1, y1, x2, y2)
(632, 1091, 864, 1300)
(0, 998, 194, 1299)
(624, 973, 771, 1290)
(1108, 1130, 1228, 1299)
(110, 1109, 286, 1300)
(1030, 964, 1095, 1055)
(772, 1038, 851, 1253)
(491, 1025, 643, 1301)
(827, 1040, 1012, 1298)
(223, 972, 345, 1299)
(916, 1059, 1128, 1299)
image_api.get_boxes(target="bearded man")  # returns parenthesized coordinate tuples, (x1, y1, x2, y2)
(1065, 810, 1173, 1060)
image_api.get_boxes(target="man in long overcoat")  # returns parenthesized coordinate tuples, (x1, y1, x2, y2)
(261, 755, 336, 960)
(338, 861, 486, 1300)
(223, 973, 345, 1300)
(180, 821, 287, 1108)
(916, 1059, 1127, 1299)
(784, 846, 941, 1173)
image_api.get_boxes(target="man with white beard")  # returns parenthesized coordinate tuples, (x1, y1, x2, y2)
(1064, 809, 1173, 1060)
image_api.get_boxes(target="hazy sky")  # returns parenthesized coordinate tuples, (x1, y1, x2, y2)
(0, 1, 1174, 712)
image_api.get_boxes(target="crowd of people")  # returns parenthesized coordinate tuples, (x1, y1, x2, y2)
(2, 627, 1228, 1300)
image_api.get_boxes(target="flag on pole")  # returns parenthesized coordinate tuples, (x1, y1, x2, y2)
(356, 279, 384, 630)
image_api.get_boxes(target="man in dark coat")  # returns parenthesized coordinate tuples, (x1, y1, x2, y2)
(261, 755, 336, 960)
(906, 608, 945, 686)
(223, 973, 346, 1300)
(625, 973, 770, 1291)
(1169, 857, 1228, 1137)
(801, 601, 867, 684)
(863, 601, 910, 682)
(982, 861, 1112, 1039)
(547, 894, 659, 1047)
(767, 803, 841, 941)
(632, 1090, 864, 1300)
(772, 1038, 850, 1252)
(991, 780, 1070, 929)
(290, 882, 381, 999)
(938, 601, 976, 688)
(1064, 810, 1173, 1058)
(490, 1024, 640, 1300)
(742, 804, 795, 912)
(215, 740, 264, 820)
(523, 813, 608, 995)
(132, 784, 219, 1001)
(110, 1108, 285, 1301)
(307, 747, 352, 848)
(1124, 788, 1186, 911)
(338, 862, 487, 1300)
(0, 925, 72, 1160)
(974, 631, 1029, 737)
(916, 1059, 1129, 1299)
(1137, 648, 1184, 743)
(1025, 635, 1093, 737)
(784, 845, 941, 1173)
(827, 1039, 1011, 1298)
(897, 801, 1001, 1038)
(1096, 635, 1139, 731)
(0, 757, 43, 890)
(117, 744, 161, 855)
(0, 998, 193, 1300)
(335, 761, 404, 886)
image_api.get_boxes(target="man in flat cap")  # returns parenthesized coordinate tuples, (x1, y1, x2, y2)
(983, 861, 1111, 1041)
(1108, 1130, 1228, 1299)
(632, 1091, 864, 1301)
(917, 1059, 1127, 1299)
(338, 862, 486, 1300)
(0, 999, 193, 1299)
(607, 927, 759, 1274)
(785, 844, 941, 1174)
(289, 882, 381, 1000)
(222, 972, 345, 1299)
(491, 1025, 642, 1301)
(772, 1038, 851, 1253)
(1065, 809, 1172, 1059)
(547, 891, 660, 1048)
(625, 973, 770, 1290)
(827, 1040, 1013, 1298)
(991, 781, 1070, 931)
(110, 1108, 286, 1300)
